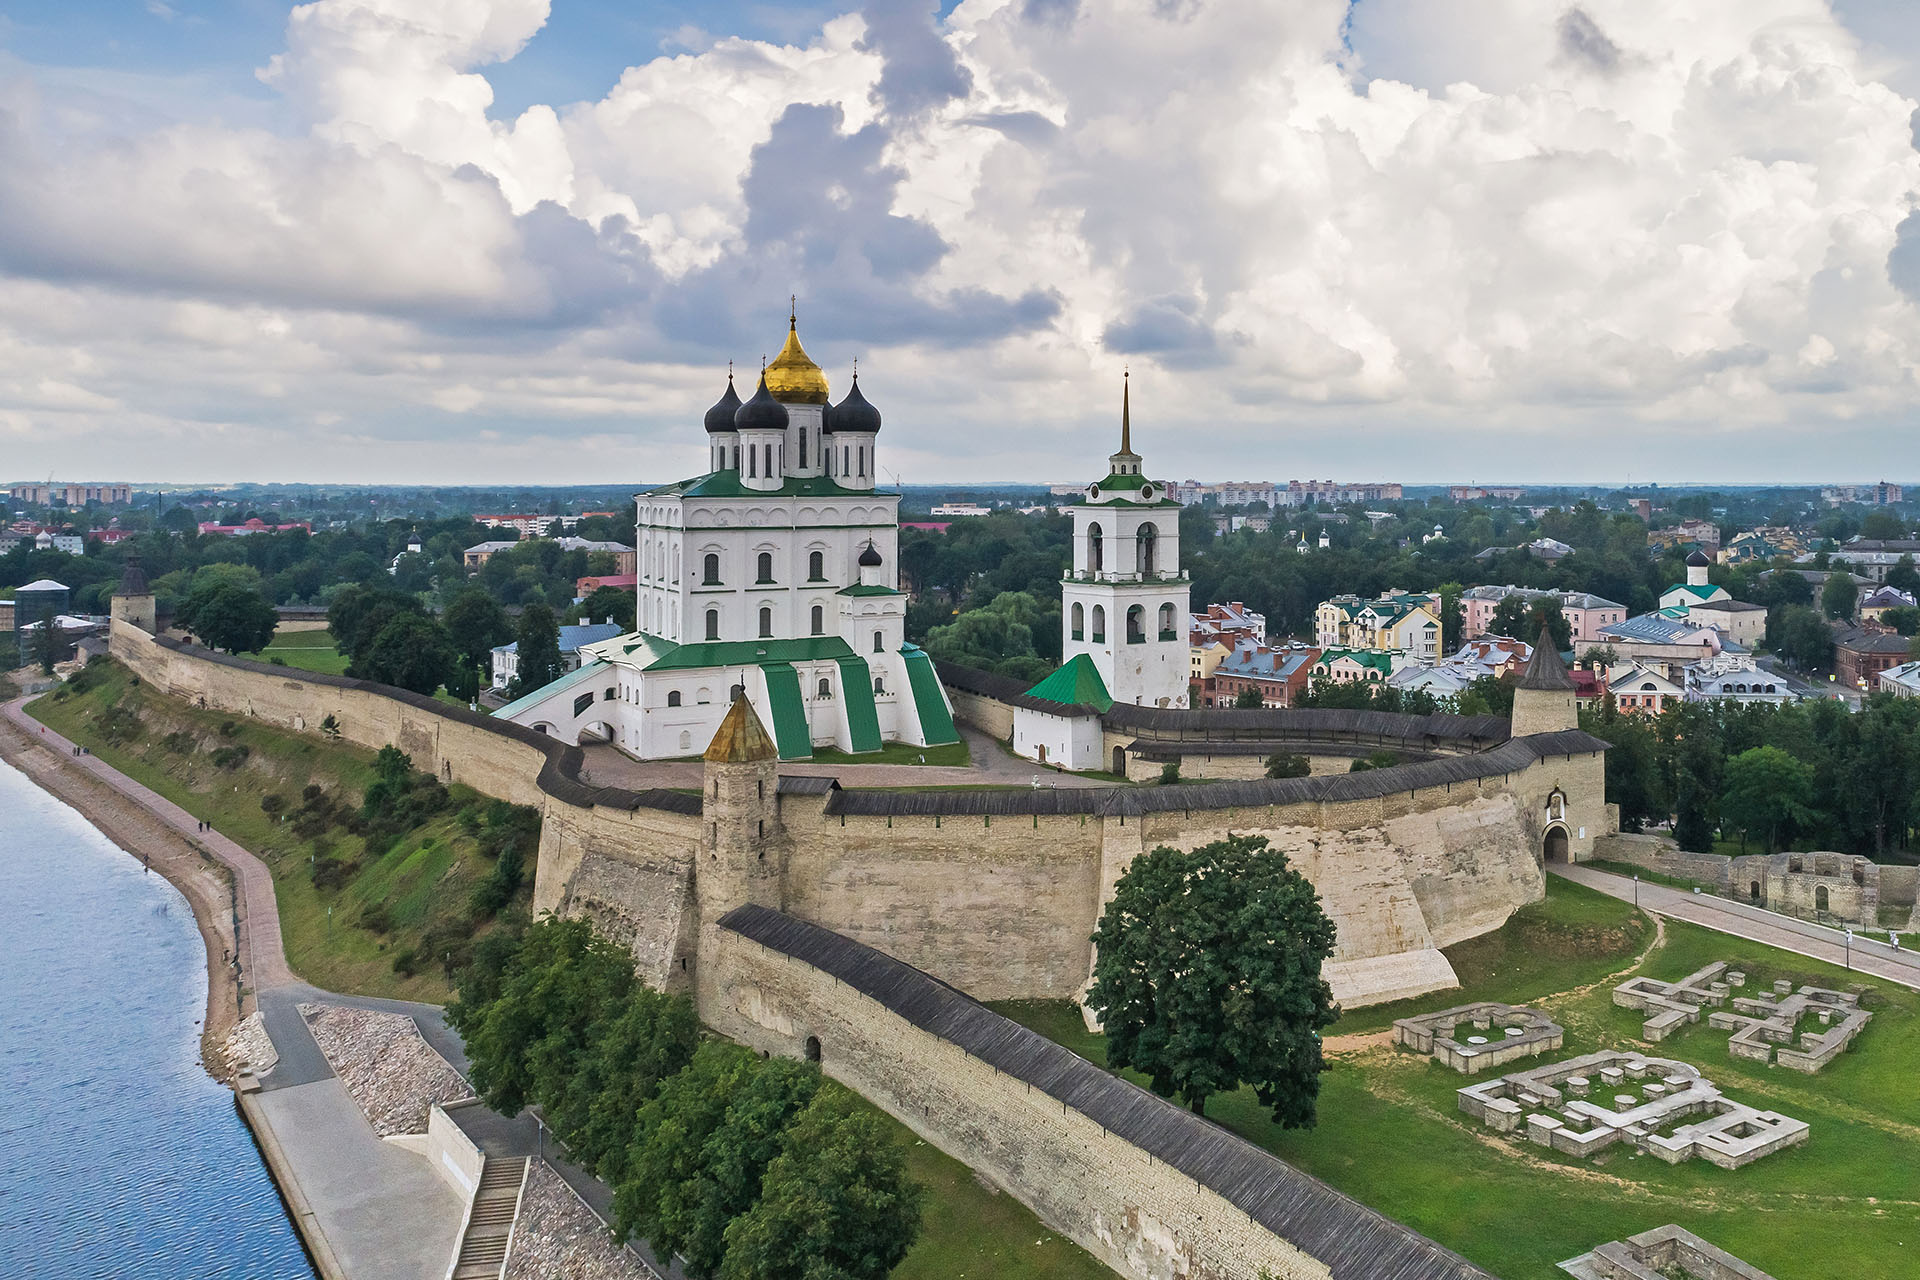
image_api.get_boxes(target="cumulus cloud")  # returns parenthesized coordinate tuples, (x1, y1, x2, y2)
(0, 0, 1914, 483)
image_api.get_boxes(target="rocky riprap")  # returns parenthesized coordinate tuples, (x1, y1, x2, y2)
(222, 1010, 278, 1078)
(503, 1159, 657, 1280)
(299, 1003, 472, 1136)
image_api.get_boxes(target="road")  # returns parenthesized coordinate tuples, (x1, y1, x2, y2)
(1553, 863, 1920, 990)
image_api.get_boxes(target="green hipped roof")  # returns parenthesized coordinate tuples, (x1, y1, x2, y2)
(1314, 648, 1394, 674)
(643, 471, 898, 500)
(1023, 653, 1114, 712)
(837, 584, 903, 597)
(641, 635, 857, 672)
(1664, 583, 1723, 601)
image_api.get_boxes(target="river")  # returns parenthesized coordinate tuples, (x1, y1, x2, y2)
(0, 758, 313, 1279)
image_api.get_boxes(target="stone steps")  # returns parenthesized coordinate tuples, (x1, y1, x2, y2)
(448, 1156, 528, 1280)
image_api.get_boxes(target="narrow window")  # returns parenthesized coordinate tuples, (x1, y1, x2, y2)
(873, 630, 884, 653)
(703, 552, 720, 585)
(811, 605, 824, 635)
(765, 443, 774, 476)
(705, 609, 720, 641)
(731, 445, 739, 470)
(760, 607, 773, 638)
(858, 445, 866, 475)
(809, 550, 824, 581)
(1071, 601, 1084, 641)
(873, 677, 885, 695)
(1092, 604, 1106, 643)
(747, 447, 757, 478)
(667, 690, 682, 707)
(757, 552, 774, 583)
(818, 677, 831, 696)
(799, 429, 808, 469)
(1088, 523, 1103, 573)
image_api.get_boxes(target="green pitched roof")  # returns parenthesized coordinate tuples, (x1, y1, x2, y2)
(837, 584, 903, 597)
(1314, 648, 1394, 675)
(639, 635, 858, 672)
(643, 471, 898, 500)
(1022, 654, 1114, 712)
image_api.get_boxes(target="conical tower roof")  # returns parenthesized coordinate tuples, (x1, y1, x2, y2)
(705, 691, 777, 763)
(116, 555, 150, 597)
(1517, 626, 1575, 691)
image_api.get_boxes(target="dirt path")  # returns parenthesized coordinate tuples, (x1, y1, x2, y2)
(0, 708, 244, 1072)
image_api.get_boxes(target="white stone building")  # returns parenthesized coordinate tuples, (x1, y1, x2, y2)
(493, 314, 959, 760)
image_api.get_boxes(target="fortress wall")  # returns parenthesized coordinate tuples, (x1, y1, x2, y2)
(709, 928, 1336, 1280)
(944, 684, 1015, 740)
(538, 800, 700, 990)
(778, 807, 1105, 1001)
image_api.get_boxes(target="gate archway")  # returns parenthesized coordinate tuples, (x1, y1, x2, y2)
(1543, 824, 1569, 864)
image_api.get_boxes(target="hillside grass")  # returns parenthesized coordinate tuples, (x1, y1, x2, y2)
(27, 658, 527, 1002)
(249, 627, 351, 676)
(811, 738, 972, 767)
(992, 879, 1920, 1280)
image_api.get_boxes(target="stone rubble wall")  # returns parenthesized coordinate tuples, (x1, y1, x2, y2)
(301, 1003, 473, 1137)
(502, 1160, 657, 1280)
(221, 1011, 278, 1078)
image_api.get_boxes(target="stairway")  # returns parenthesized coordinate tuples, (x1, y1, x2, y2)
(449, 1157, 528, 1280)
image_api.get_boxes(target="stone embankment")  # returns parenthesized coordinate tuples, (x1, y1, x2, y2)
(222, 1011, 278, 1077)
(503, 1160, 655, 1280)
(301, 1003, 474, 1137)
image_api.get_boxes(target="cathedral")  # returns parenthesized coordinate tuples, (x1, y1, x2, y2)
(496, 310, 959, 760)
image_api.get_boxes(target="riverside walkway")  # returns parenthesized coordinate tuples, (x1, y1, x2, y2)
(3, 695, 674, 1279)
(1552, 863, 1920, 991)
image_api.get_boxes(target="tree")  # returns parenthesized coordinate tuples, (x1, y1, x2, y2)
(1822, 572, 1857, 621)
(1887, 555, 1920, 599)
(719, 1089, 923, 1280)
(616, 1041, 759, 1250)
(550, 987, 700, 1184)
(576, 585, 637, 632)
(180, 582, 279, 654)
(1861, 510, 1907, 541)
(33, 605, 60, 674)
(1265, 753, 1310, 779)
(1086, 834, 1337, 1123)
(1234, 685, 1264, 709)
(443, 588, 512, 688)
(1489, 595, 1531, 640)
(1437, 582, 1465, 652)
(1775, 604, 1834, 671)
(510, 603, 564, 696)
(357, 613, 456, 695)
(1526, 597, 1573, 652)
(1580, 702, 1664, 832)
(922, 591, 1057, 681)
(1721, 746, 1817, 854)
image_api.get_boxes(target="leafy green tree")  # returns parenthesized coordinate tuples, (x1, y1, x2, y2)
(1580, 701, 1664, 832)
(357, 613, 456, 695)
(510, 603, 565, 696)
(1861, 510, 1907, 541)
(575, 585, 637, 632)
(1878, 606, 1920, 636)
(1721, 746, 1817, 854)
(1662, 705, 1723, 853)
(922, 591, 1057, 681)
(1774, 604, 1834, 671)
(443, 588, 512, 687)
(1887, 555, 1920, 598)
(33, 605, 60, 673)
(616, 1041, 759, 1249)
(1489, 595, 1531, 640)
(181, 582, 279, 654)
(719, 1089, 923, 1280)
(1348, 750, 1401, 772)
(1087, 834, 1337, 1122)
(1265, 753, 1310, 778)
(1234, 685, 1264, 709)
(1437, 582, 1465, 652)
(546, 986, 700, 1183)
(1455, 674, 1515, 717)
(1822, 572, 1857, 620)
(671, 1058, 824, 1276)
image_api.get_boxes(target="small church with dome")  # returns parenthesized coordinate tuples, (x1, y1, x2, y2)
(495, 308, 960, 760)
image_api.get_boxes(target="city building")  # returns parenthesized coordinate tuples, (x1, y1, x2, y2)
(1720, 526, 1807, 564)
(1835, 626, 1913, 690)
(1189, 601, 1266, 687)
(1647, 519, 1722, 554)
(1876, 660, 1920, 698)
(1606, 663, 1682, 715)
(1580, 614, 1733, 681)
(463, 540, 520, 570)
(576, 572, 638, 600)
(1860, 585, 1918, 624)
(197, 518, 311, 537)
(1314, 592, 1441, 661)
(1684, 654, 1800, 705)
(13, 578, 70, 663)
(1821, 482, 1904, 506)
(7, 482, 132, 506)
(1824, 539, 1920, 584)
(928, 503, 992, 517)
(1460, 586, 1627, 644)
(494, 312, 959, 760)
(553, 536, 637, 575)
(1311, 648, 1396, 684)
(1162, 479, 1402, 507)
(1682, 598, 1767, 650)
(0, 529, 83, 556)
(1659, 551, 1731, 612)
(476, 513, 581, 537)
(489, 621, 628, 692)
(1208, 642, 1319, 708)
(1448, 486, 1526, 502)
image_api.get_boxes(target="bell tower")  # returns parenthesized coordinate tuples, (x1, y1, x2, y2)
(1060, 374, 1190, 709)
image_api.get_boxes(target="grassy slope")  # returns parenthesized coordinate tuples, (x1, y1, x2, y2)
(27, 660, 513, 1002)
(994, 877, 1920, 1280)
(250, 628, 352, 676)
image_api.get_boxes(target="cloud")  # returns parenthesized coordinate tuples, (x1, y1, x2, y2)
(0, 0, 1914, 484)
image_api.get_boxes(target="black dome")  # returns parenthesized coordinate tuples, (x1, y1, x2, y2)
(704, 375, 742, 434)
(734, 374, 788, 433)
(829, 374, 881, 435)
(1685, 550, 1710, 567)
(858, 541, 883, 567)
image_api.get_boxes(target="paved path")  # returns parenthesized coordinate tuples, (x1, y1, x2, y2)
(579, 723, 1119, 790)
(1553, 863, 1920, 990)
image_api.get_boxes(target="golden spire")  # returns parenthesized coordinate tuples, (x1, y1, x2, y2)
(765, 299, 830, 405)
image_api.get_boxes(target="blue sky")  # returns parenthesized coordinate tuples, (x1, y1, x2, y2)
(0, 1, 1915, 485)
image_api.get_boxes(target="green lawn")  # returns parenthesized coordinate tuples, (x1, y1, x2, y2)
(27, 659, 523, 1002)
(249, 628, 351, 675)
(992, 879, 1920, 1280)
(1585, 858, 1719, 894)
(810, 738, 972, 767)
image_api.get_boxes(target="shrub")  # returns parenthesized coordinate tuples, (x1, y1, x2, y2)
(319, 714, 341, 740)
(260, 794, 287, 816)
(210, 744, 251, 769)
(161, 731, 195, 754)
(1158, 762, 1181, 785)
(302, 784, 324, 803)
(218, 720, 239, 737)
(96, 703, 144, 745)
(310, 854, 359, 892)
(390, 947, 418, 977)
(359, 903, 392, 935)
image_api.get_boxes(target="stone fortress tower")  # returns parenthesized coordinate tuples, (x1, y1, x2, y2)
(1059, 374, 1190, 710)
(109, 555, 156, 634)
(1509, 625, 1580, 737)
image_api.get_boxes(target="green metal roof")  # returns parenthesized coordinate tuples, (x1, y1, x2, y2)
(837, 584, 903, 597)
(643, 471, 898, 500)
(492, 659, 608, 719)
(1313, 648, 1394, 675)
(1022, 653, 1114, 712)
(640, 635, 857, 672)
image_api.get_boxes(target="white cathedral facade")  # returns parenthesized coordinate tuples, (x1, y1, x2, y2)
(495, 313, 959, 760)
(1011, 377, 1190, 771)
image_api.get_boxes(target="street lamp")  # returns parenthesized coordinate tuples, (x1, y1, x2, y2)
(1633, 875, 1639, 909)
(1845, 929, 1852, 971)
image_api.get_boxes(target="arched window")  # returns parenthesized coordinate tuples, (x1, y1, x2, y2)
(603, 688, 615, 701)
(1157, 602, 1175, 639)
(1137, 523, 1157, 576)
(703, 553, 720, 585)
(747, 447, 757, 478)
(810, 605, 824, 635)
(730, 683, 745, 701)
(808, 550, 825, 581)
(817, 677, 831, 697)
(1091, 605, 1106, 643)
(1088, 523, 1104, 572)
(696, 686, 712, 704)
(873, 630, 884, 653)
(1126, 605, 1145, 644)
(1071, 602, 1085, 641)
(858, 445, 866, 475)
(1816, 885, 1830, 913)
(759, 607, 773, 638)
(731, 445, 739, 470)
(757, 552, 774, 583)
(799, 429, 808, 469)
(705, 609, 720, 641)
(667, 690, 682, 707)
(873, 676, 886, 695)
(764, 443, 774, 476)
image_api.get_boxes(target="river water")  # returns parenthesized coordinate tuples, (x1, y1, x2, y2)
(0, 759, 313, 1279)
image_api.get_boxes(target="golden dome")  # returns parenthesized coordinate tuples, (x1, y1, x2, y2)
(764, 314, 830, 405)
